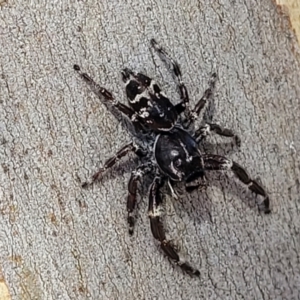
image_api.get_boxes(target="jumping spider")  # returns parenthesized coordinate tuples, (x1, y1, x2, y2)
(74, 39, 270, 276)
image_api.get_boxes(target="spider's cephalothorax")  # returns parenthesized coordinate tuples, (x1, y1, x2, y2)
(121, 68, 180, 131)
(74, 39, 271, 277)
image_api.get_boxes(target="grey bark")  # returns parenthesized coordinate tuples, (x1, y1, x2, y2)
(0, 0, 300, 299)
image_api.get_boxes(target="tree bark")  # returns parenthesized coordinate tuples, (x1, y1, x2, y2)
(0, 0, 299, 299)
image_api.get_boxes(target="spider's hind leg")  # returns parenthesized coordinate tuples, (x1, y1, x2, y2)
(148, 176, 200, 276)
(203, 154, 270, 213)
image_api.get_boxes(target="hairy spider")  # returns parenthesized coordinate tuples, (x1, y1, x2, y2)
(74, 39, 270, 276)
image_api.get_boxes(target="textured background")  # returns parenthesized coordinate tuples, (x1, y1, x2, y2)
(277, 0, 300, 43)
(1, 0, 300, 299)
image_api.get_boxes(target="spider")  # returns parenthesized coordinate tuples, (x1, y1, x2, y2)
(74, 39, 270, 276)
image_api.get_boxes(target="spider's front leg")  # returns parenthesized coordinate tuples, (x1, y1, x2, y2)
(186, 72, 218, 125)
(150, 39, 189, 115)
(74, 65, 140, 122)
(203, 154, 270, 213)
(82, 142, 144, 187)
(191, 73, 217, 120)
(127, 163, 153, 235)
(148, 176, 200, 276)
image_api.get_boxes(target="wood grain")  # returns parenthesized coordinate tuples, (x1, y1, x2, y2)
(0, 0, 299, 299)
(276, 0, 300, 43)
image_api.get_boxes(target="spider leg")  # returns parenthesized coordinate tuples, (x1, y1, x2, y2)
(203, 154, 270, 213)
(148, 176, 200, 276)
(73, 65, 138, 121)
(183, 73, 217, 128)
(150, 39, 189, 115)
(192, 73, 217, 117)
(127, 163, 153, 235)
(195, 123, 241, 146)
(82, 142, 142, 188)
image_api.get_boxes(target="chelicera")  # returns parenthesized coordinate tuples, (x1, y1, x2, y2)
(74, 39, 270, 276)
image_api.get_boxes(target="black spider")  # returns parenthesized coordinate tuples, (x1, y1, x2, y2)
(74, 39, 270, 276)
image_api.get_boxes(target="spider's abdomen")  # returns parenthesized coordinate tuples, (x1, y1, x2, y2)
(122, 69, 178, 131)
(154, 127, 204, 181)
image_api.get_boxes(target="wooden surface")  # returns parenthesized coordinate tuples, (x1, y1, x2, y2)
(276, 0, 300, 42)
(0, 0, 300, 299)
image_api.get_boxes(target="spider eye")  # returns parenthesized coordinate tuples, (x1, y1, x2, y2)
(170, 150, 179, 157)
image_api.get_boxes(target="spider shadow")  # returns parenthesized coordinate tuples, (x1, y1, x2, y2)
(200, 139, 240, 157)
(168, 141, 262, 226)
(174, 171, 259, 226)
